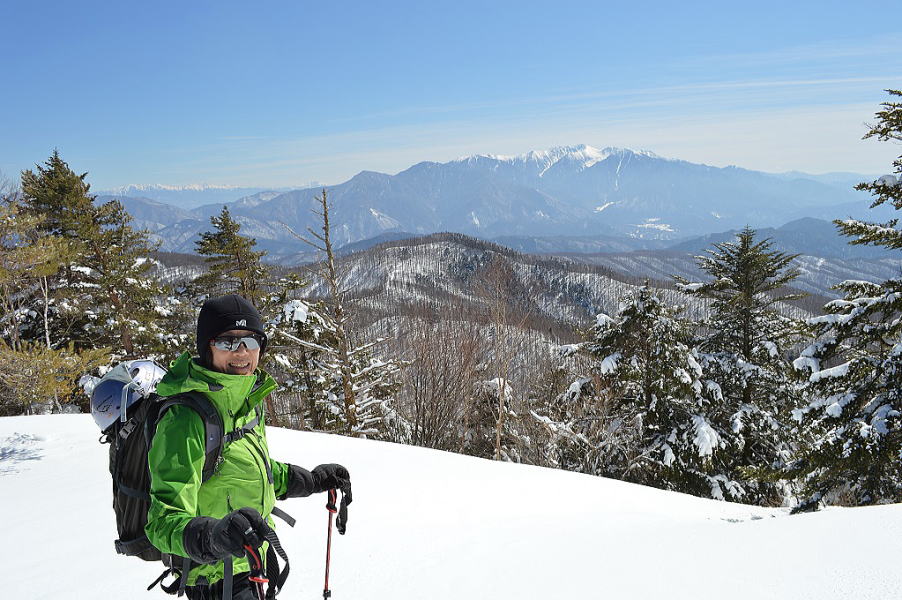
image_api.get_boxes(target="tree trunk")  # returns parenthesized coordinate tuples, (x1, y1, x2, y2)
(41, 276, 52, 349)
(494, 379, 506, 461)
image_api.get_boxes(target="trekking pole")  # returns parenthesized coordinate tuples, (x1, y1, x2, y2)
(323, 488, 338, 599)
(244, 544, 268, 600)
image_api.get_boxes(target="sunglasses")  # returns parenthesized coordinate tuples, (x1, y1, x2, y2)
(210, 334, 264, 352)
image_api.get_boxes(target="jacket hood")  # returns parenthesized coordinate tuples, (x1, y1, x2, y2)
(156, 352, 277, 416)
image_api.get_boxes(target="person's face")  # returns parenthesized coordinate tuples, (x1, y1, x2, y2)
(209, 329, 261, 375)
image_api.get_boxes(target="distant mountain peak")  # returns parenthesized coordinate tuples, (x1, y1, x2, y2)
(456, 144, 663, 176)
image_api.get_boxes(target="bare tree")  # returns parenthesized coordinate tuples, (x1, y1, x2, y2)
(281, 189, 405, 438)
(394, 303, 484, 450)
(471, 255, 533, 460)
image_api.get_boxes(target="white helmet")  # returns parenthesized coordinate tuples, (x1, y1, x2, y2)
(90, 360, 167, 432)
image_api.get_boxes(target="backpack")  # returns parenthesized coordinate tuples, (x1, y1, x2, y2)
(101, 390, 261, 561)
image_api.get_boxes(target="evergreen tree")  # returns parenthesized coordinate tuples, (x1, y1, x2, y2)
(0, 341, 107, 416)
(20, 151, 93, 238)
(537, 286, 740, 499)
(463, 376, 524, 462)
(676, 227, 806, 504)
(20, 152, 163, 358)
(194, 206, 268, 306)
(521, 353, 577, 467)
(0, 196, 69, 351)
(790, 90, 902, 510)
(531, 371, 600, 474)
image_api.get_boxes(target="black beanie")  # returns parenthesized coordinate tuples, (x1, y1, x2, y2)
(196, 294, 268, 367)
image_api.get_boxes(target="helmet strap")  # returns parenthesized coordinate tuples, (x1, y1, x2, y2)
(120, 380, 140, 422)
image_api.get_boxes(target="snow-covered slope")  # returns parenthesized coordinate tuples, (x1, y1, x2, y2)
(3, 415, 900, 599)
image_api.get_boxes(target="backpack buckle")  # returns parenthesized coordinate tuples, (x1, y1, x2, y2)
(118, 418, 137, 441)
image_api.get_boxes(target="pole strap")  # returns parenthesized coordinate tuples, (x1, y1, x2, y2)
(178, 556, 191, 597)
(264, 528, 291, 599)
(270, 506, 296, 528)
(222, 555, 233, 600)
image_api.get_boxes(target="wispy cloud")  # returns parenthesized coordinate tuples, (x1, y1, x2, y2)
(320, 32, 902, 129)
(320, 74, 899, 135)
(217, 135, 275, 142)
(679, 33, 902, 69)
(114, 33, 902, 188)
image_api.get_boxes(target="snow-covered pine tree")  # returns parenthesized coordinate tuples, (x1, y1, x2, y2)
(19, 151, 165, 359)
(266, 275, 343, 430)
(538, 285, 739, 500)
(463, 376, 524, 462)
(675, 226, 806, 505)
(143, 265, 199, 364)
(790, 90, 902, 510)
(524, 348, 583, 469)
(271, 292, 408, 440)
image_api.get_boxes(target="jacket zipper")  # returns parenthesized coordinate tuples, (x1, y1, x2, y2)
(229, 406, 271, 509)
(243, 378, 275, 488)
(246, 431, 274, 484)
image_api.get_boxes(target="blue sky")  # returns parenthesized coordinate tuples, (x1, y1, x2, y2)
(1, 1, 900, 189)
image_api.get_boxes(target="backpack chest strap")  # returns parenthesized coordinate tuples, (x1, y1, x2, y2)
(223, 404, 263, 444)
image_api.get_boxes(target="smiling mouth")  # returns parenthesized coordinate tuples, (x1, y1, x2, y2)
(230, 363, 251, 370)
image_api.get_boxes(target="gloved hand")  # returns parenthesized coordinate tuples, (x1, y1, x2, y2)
(281, 463, 352, 499)
(312, 463, 351, 495)
(183, 507, 274, 564)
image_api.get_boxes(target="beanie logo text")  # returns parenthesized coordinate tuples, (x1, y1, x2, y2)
(236, 319, 247, 327)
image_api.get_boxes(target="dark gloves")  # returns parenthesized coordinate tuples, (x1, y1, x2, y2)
(183, 507, 274, 564)
(281, 463, 352, 499)
(312, 463, 351, 496)
(314, 464, 352, 535)
(280, 463, 352, 534)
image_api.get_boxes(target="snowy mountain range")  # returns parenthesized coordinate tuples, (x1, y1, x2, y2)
(99, 144, 887, 260)
(5, 414, 901, 599)
(98, 184, 300, 210)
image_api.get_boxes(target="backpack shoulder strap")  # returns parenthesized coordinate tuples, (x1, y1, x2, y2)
(149, 391, 225, 483)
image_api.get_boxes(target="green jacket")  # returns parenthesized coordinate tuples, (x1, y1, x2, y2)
(145, 352, 290, 586)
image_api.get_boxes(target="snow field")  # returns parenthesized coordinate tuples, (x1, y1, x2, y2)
(1, 415, 901, 599)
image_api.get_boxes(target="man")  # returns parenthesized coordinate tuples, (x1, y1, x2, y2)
(145, 294, 351, 599)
